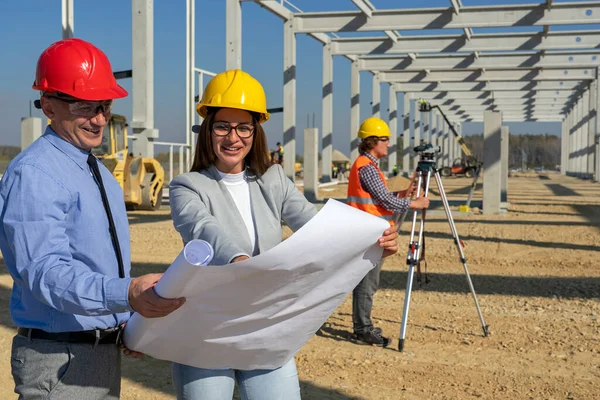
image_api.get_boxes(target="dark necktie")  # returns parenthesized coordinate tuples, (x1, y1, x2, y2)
(87, 154, 125, 278)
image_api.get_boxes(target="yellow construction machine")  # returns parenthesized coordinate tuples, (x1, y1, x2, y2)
(92, 114, 165, 210)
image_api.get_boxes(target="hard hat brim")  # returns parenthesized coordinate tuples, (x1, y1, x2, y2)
(33, 83, 129, 101)
(197, 104, 270, 124)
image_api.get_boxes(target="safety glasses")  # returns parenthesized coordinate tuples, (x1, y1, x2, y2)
(46, 95, 113, 118)
(212, 121, 255, 138)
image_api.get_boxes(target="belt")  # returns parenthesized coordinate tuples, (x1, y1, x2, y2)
(17, 327, 122, 346)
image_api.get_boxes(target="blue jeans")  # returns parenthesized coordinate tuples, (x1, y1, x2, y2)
(172, 358, 301, 400)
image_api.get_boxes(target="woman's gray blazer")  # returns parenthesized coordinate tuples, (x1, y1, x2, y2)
(169, 164, 318, 266)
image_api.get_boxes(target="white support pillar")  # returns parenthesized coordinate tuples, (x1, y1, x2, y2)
(185, 0, 195, 169)
(448, 123, 455, 165)
(430, 111, 438, 149)
(442, 120, 450, 167)
(500, 126, 509, 207)
(483, 111, 503, 214)
(372, 73, 380, 118)
(321, 43, 333, 183)
(402, 93, 411, 176)
(21, 117, 42, 151)
(350, 60, 360, 163)
(412, 100, 421, 170)
(456, 123, 463, 159)
(588, 83, 596, 178)
(422, 111, 430, 145)
(436, 113, 443, 164)
(61, 0, 74, 39)
(575, 95, 584, 178)
(569, 107, 575, 175)
(225, 0, 242, 70)
(581, 90, 590, 177)
(561, 117, 568, 175)
(131, 0, 157, 158)
(388, 88, 398, 176)
(596, 71, 600, 182)
(304, 128, 319, 203)
(283, 18, 296, 181)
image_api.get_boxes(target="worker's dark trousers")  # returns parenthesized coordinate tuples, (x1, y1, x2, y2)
(352, 260, 383, 334)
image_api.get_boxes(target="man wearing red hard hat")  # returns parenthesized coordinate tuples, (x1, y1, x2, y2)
(0, 38, 185, 399)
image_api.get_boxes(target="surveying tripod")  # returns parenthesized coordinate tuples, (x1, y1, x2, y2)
(397, 144, 489, 352)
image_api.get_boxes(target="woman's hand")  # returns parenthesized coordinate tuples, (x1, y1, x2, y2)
(379, 227, 399, 258)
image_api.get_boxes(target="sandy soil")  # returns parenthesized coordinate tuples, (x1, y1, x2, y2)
(0, 172, 598, 399)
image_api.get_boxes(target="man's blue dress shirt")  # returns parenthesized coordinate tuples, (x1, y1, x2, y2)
(0, 127, 133, 332)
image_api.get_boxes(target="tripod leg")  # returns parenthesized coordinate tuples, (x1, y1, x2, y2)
(434, 171, 489, 337)
(398, 170, 431, 351)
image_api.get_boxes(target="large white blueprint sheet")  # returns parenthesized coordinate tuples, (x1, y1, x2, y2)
(123, 199, 389, 370)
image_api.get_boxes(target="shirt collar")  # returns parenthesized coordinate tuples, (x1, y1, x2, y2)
(361, 152, 378, 165)
(42, 126, 91, 170)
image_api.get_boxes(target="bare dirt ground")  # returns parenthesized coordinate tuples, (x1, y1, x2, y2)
(0, 171, 598, 399)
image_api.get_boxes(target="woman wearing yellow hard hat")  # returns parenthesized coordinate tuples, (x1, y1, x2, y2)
(168, 70, 400, 399)
(346, 117, 430, 347)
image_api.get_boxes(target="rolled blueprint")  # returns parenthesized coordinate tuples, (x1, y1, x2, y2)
(123, 239, 213, 350)
(154, 239, 214, 298)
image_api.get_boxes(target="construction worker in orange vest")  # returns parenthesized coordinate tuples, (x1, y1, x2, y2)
(347, 117, 430, 347)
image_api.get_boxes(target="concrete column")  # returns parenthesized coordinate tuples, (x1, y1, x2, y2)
(483, 111, 502, 214)
(596, 72, 600, 181)
(321, 43, 333, 183)
(21, 117, 42, 151)
(388, 88, 397, 176)
(283, 18, 296, 181)
(225, 0, 242, 69)
(372, 73, 380, 118)
(436, 113, 443, 164)
(412, 100, 420, 170)
(402, 93, 411, 175)
(456, 123, 463, 160)
(61, 0, 74, 38)
(185, 0, 195, 169)
(448, 123, 455, 165)
(569, 107, 575, 175)
(304, 128, 319, 203)
(581, 91, 590, 177)
(442, 120, 450, 167)
(588, 83, 596, 178)
(422, 111, 430, 143)
(560, 117, 567, 175)
(430, 111, 438, 149)
(350, 60, 360, 163)
(131, 0, 157, 158)
(500, 126, 509, 207)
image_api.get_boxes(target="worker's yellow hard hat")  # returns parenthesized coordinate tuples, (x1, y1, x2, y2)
(358, 117, 391, 139)
(196, 69, 270, 123)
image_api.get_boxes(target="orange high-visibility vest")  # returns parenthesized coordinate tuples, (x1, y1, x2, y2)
(347, 154, 394, 224)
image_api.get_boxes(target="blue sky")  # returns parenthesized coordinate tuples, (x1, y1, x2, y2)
(0, 0, 592, 155)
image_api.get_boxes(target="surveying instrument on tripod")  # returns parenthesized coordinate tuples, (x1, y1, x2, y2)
(397, 143, 489, 352)
(417, 99, 483, 211)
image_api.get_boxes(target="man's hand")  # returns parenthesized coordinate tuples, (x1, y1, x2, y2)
(397, 183, 418, 199)
(409, 196, 430, 210)
(128, 273, 186, 318)
(379, 227, 399, 258)
(118, 323, 144, 358)
(231, 255, 250, 263)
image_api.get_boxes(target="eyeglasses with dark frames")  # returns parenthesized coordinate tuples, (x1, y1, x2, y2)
(212, 121, 256, 138)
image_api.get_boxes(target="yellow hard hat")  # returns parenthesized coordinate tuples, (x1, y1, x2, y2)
(196, 69, 270, 123)
(358, 117, 391, 139)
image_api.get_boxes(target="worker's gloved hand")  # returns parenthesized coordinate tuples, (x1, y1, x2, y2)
(379, 227, 399, 258)
(409, 196, 430, 210)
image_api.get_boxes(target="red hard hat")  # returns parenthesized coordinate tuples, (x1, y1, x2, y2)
(32, 38, 127, 101)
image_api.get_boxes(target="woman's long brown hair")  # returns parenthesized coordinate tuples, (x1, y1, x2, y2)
(190, 107, 271, 176)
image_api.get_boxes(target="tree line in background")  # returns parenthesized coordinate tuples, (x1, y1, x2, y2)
(464, 134, 561, 170)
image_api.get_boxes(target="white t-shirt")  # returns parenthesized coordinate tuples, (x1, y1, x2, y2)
(216, 169, 257, 255)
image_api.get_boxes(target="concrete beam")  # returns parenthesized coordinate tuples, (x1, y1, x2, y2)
(386, 81, 585, 93)
(331, 30, 600, 55)
(359, 51, 600, 72)
(381, 68, 594, 83)
(293, 3, 600, 33)
(408, 90, 578, 99)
